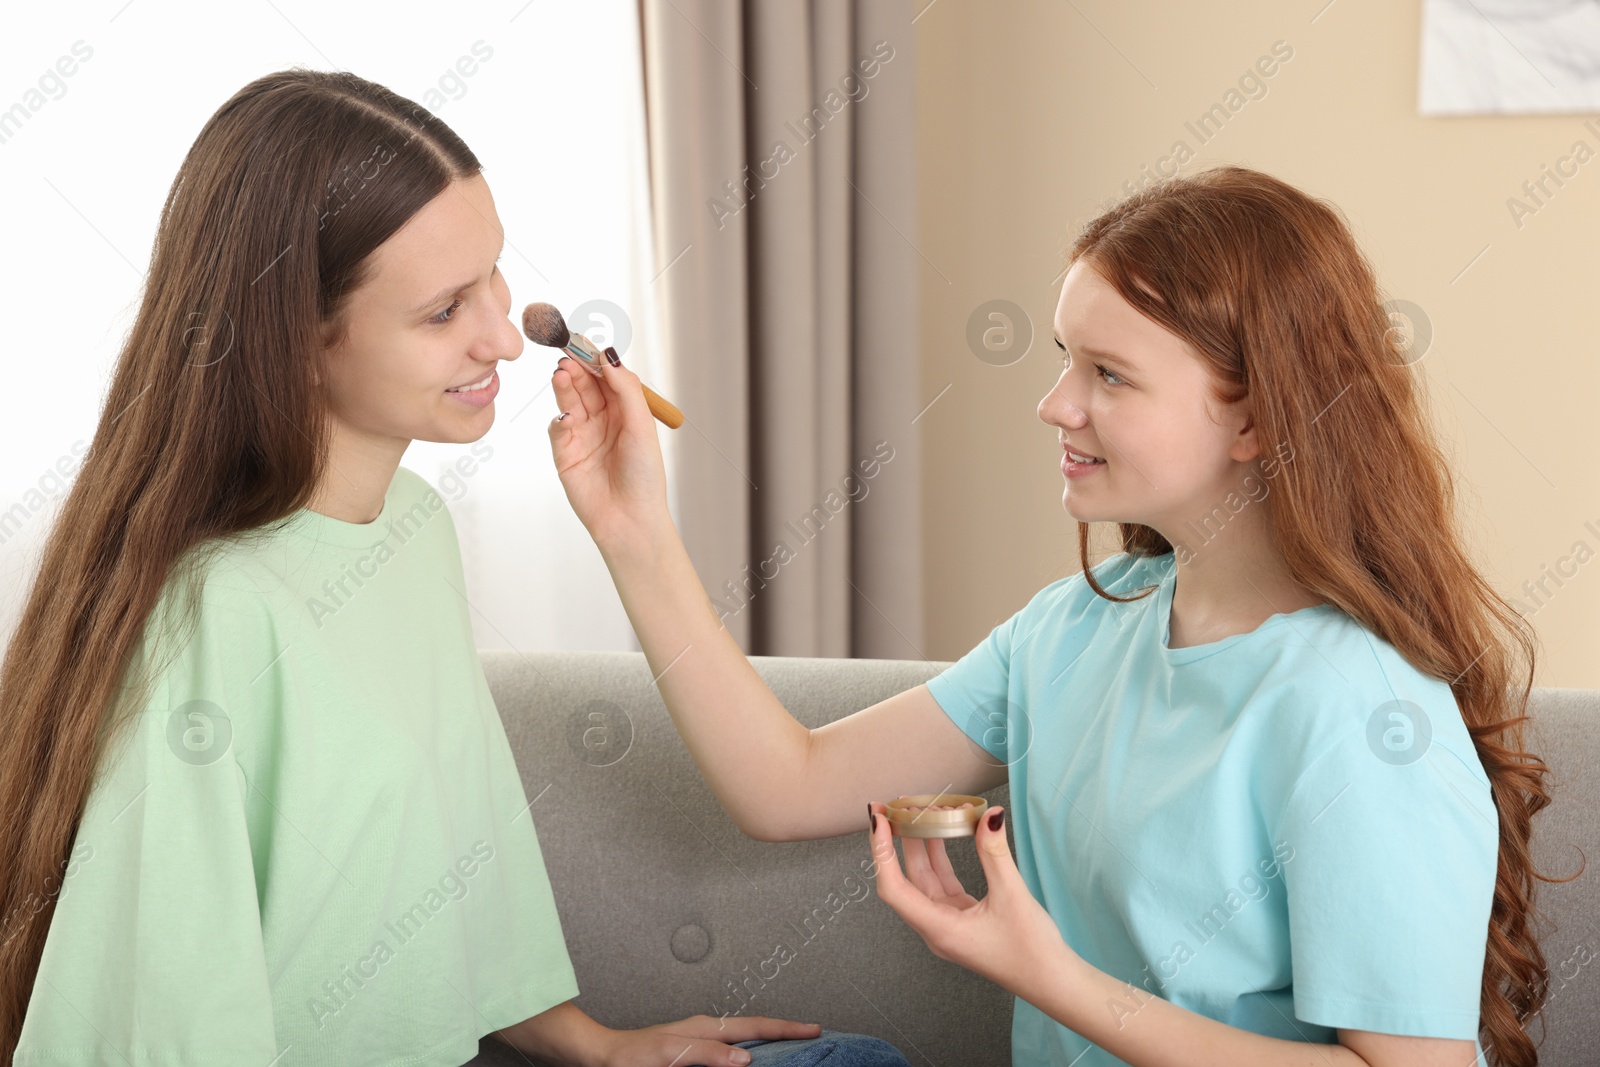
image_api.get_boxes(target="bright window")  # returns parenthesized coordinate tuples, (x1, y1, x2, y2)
(0, 0, 659, 653)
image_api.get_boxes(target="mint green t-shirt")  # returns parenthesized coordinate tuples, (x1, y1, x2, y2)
(925, 551, 1497, 1067)
(14, 466, 580, 1066)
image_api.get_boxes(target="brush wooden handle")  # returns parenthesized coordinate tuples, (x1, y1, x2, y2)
(641, 384, 684, 429)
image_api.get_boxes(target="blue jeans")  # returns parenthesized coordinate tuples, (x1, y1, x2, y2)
(732, 1028, 911, 1066)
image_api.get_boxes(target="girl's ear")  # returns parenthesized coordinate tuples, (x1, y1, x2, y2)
(313, 322, 340, 388)
(316, 310, 350, 359)
(1231, 407, 1263, 464)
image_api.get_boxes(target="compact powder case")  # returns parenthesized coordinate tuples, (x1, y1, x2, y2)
(885, 793, 989, 838)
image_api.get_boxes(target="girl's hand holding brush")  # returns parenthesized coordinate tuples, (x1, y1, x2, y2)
(536, 311, 672, 557)
(523, 302, 683, 429)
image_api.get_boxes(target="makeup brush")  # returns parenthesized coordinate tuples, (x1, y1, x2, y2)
(522, 302, 684, 429)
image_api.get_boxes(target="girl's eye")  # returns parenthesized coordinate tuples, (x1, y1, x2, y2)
(427, 258, 501, 326)
(1058, 345, 1125, 386)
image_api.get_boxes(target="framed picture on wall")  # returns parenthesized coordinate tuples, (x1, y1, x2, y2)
(1420, 0, 1600, 114)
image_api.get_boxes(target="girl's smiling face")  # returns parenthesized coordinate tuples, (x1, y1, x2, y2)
(1037, 259, 1263, 537)
(319, 173, 524, 446)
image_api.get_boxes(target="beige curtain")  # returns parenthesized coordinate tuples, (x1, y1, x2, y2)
(639, 0, 924, 659)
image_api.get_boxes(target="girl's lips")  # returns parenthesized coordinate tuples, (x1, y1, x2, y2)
(448, 368, 495, 391)
(1062, 452, 1106, 478)
(445, 368, 499, 408)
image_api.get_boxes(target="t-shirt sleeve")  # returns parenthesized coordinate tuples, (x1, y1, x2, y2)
(1274, 688, 1499, 1040)
(924, 558, 1139, 764)
(14, 575, 281, 1064)
(924, 608, 1018, 763)
(924, 569, 1090, 765)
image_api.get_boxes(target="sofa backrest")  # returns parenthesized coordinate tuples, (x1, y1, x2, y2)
(476, 650, 1598, 1067)
(1521, 687, 1600, 1066)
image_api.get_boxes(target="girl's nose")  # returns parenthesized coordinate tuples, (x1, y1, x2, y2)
(495, 317, 525, 362)
(1038, 383, 1085, 427)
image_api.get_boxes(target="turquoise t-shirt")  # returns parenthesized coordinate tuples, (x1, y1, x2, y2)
(925, 550, 1497, 1067)
(14, 465, 580, 1066)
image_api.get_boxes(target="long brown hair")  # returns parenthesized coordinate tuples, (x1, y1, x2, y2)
(0, 68, 481, 1057)
(1064, 164, 1572, 1066)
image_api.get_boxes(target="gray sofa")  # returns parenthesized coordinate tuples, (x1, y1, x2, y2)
(464, 651, 1600, 1067)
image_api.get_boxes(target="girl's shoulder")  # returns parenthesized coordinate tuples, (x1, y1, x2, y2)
(143, 465, 433, 645)
(1256, 608, 1495, 810)
(139, 538, 281, 672)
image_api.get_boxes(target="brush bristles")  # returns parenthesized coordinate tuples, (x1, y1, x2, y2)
(521, 302, 571, 347)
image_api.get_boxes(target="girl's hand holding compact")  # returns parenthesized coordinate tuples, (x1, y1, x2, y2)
(865, 802, 1074, 995)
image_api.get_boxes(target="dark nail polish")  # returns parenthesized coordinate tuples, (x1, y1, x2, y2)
(867, 804, 877, 833)
(986, 808, 1004, 832)
(604, 346, 621, 367)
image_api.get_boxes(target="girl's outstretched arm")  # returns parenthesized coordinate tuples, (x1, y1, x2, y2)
(547, 351, 1003, 841)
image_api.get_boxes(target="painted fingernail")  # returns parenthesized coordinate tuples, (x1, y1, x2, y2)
(867, 804, 877, 833)
(986, 808, 1004, 832)
(604, 346, 621, 367)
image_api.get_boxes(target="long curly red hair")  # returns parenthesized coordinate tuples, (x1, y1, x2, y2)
(1065, 164, 1575, 1066)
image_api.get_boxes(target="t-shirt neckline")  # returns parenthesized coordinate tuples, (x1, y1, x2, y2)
(1153, 553, 1338, 664)
(270, 475, 401, 549)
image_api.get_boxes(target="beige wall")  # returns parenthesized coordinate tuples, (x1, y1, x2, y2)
(915, 0, 1598, 687)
